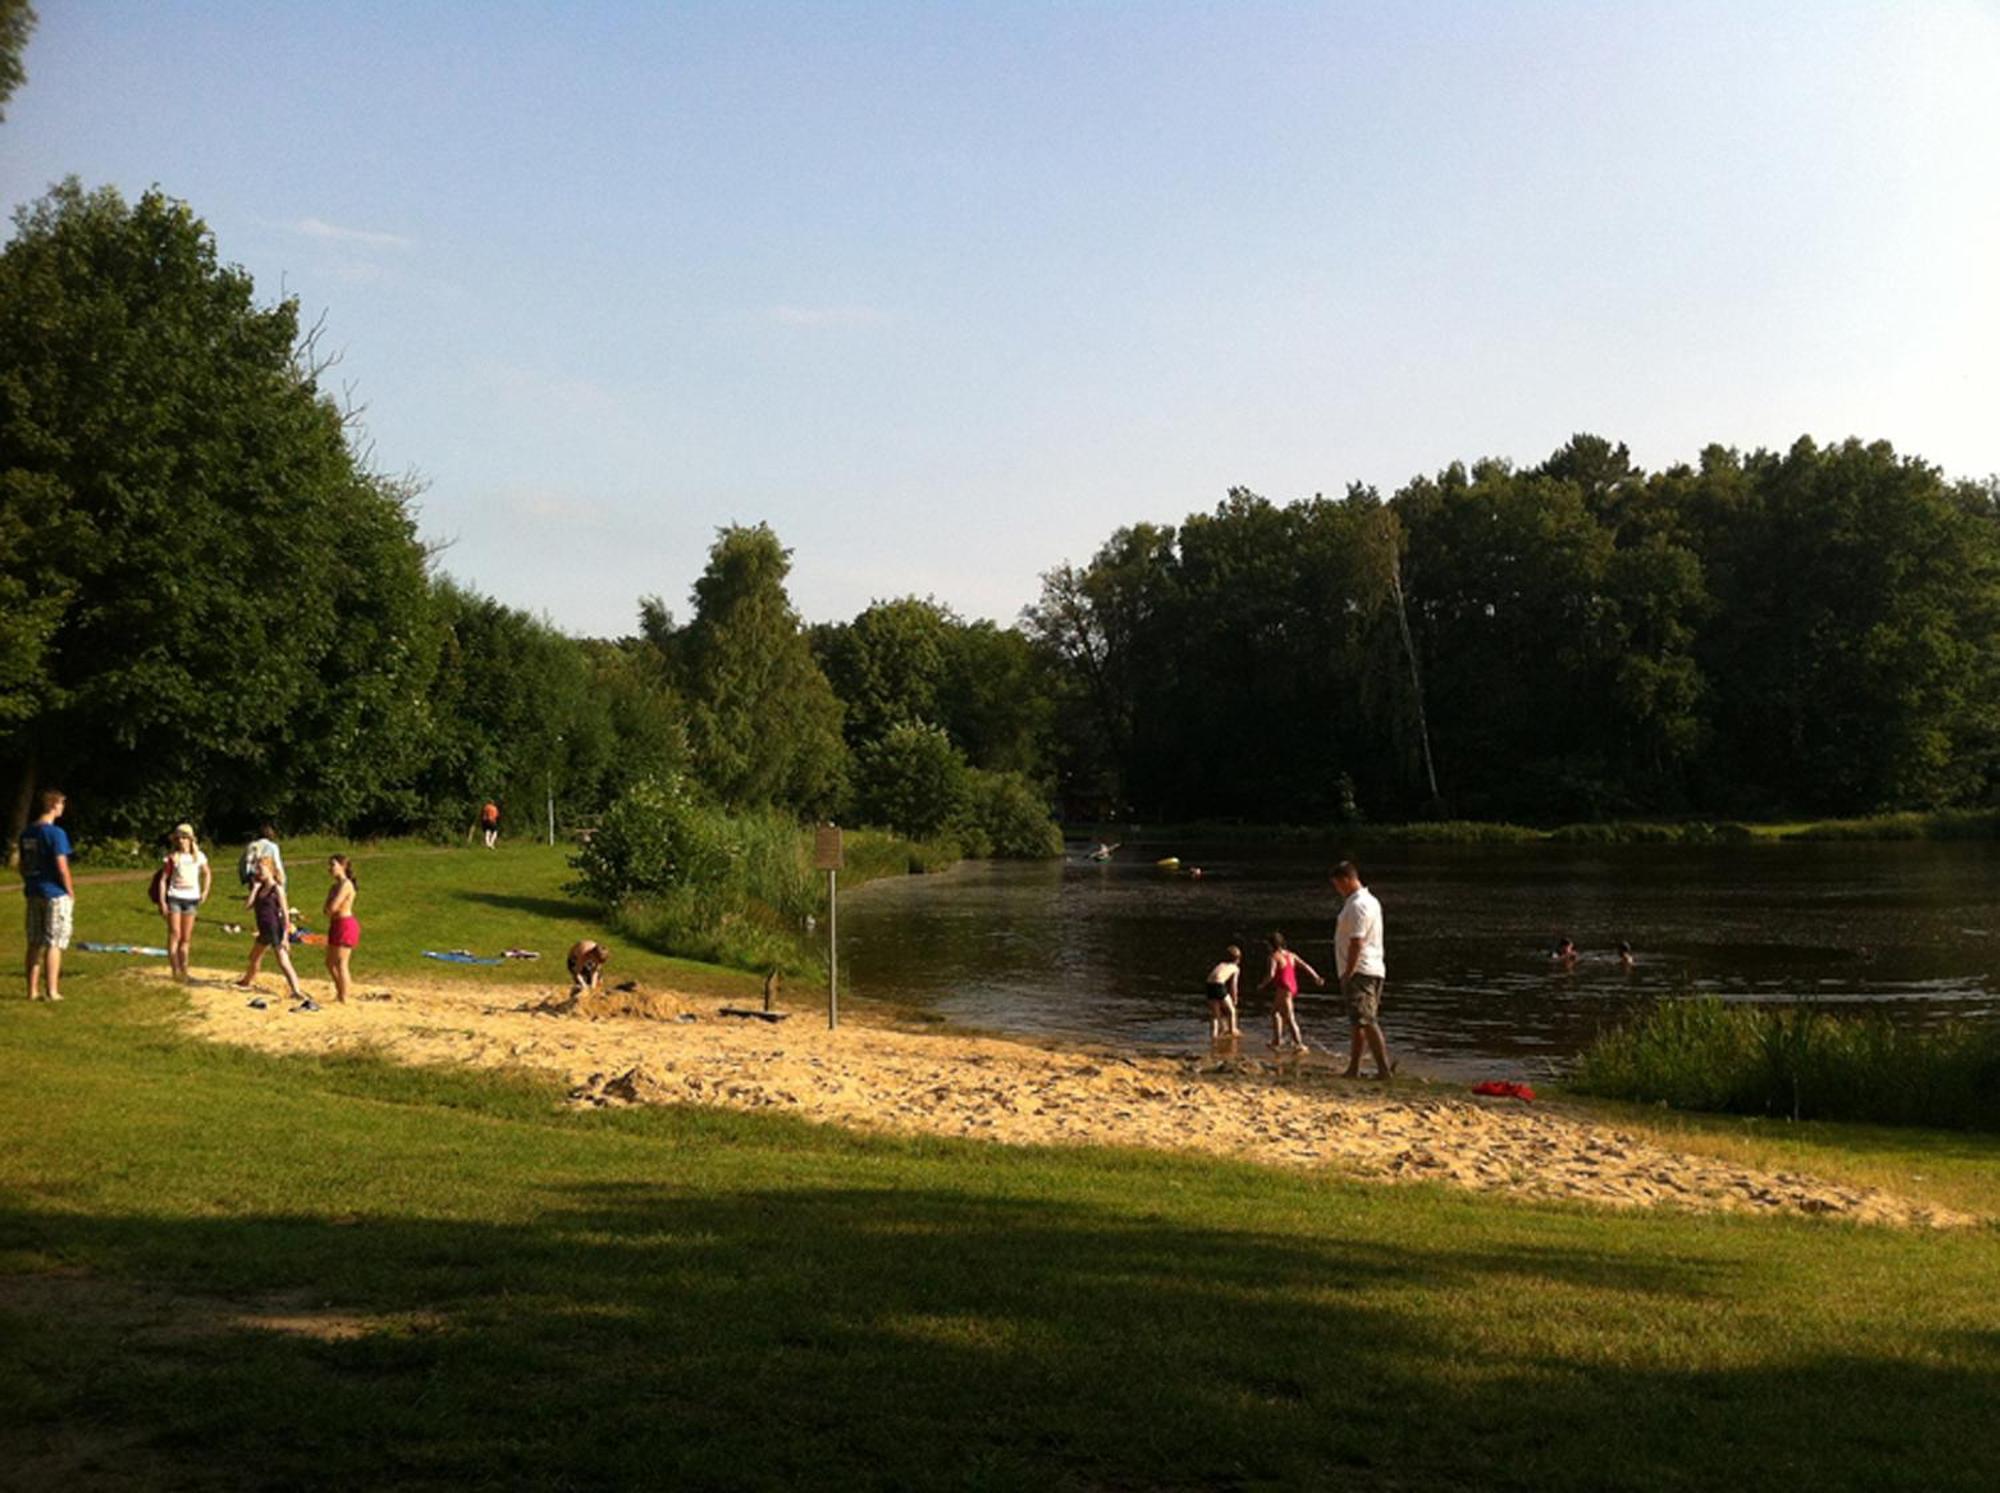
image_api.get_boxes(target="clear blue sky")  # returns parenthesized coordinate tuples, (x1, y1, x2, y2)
(5, 2, 1996, 636)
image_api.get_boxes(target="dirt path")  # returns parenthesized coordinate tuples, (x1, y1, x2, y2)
(160, 965, 1975, 1228)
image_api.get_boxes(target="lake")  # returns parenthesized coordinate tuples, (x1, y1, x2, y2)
(837, 840, 2000, 1079)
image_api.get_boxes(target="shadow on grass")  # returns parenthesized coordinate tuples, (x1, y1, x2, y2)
(450, 888, 594, 924)
(3, 1181, 1996, 1491)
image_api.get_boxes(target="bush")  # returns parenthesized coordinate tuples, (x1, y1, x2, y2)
(959, 770, 1064, 859)
(854, 723, 971, 842)
(567, 775, 729, 903)
(571, 779, 819, 974)
(1569, 997, 2000, 1130)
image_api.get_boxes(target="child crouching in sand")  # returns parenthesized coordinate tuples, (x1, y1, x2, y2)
(1260, 931, 1322, 1051)
(1204, 945, 1242, 1038)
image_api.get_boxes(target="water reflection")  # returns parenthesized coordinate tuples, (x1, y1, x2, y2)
(838, 841, 2000, 1079)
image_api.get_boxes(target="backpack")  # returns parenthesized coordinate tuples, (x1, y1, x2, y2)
(149, 858, 171, 906)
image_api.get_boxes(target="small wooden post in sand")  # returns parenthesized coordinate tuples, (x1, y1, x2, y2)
(815, 823, 844, 1030)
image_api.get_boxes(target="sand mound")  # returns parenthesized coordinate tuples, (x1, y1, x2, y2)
(528, 983, 690, 1022)
(162, 965, 1976, 1228)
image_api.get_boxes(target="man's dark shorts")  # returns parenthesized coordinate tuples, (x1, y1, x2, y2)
(1342, 973, 1384, 1029)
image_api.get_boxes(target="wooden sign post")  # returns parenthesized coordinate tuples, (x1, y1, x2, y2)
(814, 823, 844, 1029)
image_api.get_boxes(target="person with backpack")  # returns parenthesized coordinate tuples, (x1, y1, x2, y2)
(154, 823, 211, 981)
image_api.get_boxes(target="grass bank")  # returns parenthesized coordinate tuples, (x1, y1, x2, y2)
(21, 838, 762, 1001)
(1570, 998, 2000, 1132)
(2, 973, 1997, 1491)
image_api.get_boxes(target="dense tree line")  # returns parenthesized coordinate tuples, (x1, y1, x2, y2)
(0, 183, 1060, 855)
(7, 180, 1995, 850)
(1028, 438, 2000, 822)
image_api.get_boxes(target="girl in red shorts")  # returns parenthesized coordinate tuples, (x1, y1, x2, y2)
(323, 854, 361, 1003)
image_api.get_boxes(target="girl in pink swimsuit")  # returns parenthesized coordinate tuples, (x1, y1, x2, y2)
(1259, 931, 1323, 1051)
(323, 854, 360, 1003)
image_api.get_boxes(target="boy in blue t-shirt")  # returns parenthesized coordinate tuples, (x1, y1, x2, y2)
(19, 787, 75, 1002)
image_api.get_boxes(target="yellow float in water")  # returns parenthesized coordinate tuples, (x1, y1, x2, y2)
(1155, 856, 1181, 871)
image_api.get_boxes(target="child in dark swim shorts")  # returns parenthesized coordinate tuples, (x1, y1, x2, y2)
(1203, 946, 1242, 1038)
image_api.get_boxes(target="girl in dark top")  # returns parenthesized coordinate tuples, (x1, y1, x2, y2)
(243, 855, 311, 1009)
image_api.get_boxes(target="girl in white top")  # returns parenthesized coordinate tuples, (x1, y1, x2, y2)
(156, 822, 211, 981)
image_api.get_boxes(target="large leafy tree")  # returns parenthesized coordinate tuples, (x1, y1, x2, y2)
(935, 619, 1053, 780)
(0, 180, 437, 842)
(406, 584, 689, 837)
(815, 597, 1056, 786)
(813, 597, 954, 746)
(667, 524, 847, 814)
(0, 0, 34, 120)
(1693, 438, 2000, 813)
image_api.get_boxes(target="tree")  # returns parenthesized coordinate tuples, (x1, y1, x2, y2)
(1693, 439, 2000, 813)
(668, 524, 848, 814)
(813, 597, 954, 745)
(854, 722, 970, 841)
(936, 620, 1054, 780)
(0, 181, 438, 844)
(0, 1, 35, 120)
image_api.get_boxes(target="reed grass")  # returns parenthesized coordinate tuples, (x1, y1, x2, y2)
(608, 816, 957, 976)
(1777, 809, 2000, 842)
(1569, 997, 2000, 1131)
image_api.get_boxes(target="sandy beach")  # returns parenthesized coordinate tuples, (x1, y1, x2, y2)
(160, 965, 1975, 1229)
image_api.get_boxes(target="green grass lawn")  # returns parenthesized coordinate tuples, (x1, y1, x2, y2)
(51, 837, 764, 1000)
(5, 846, 1999, 1489)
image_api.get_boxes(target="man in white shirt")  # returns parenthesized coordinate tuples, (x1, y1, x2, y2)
(1331, 860, 1395, 1079)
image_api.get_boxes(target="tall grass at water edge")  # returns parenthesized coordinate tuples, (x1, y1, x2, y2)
(1569, 997, 2000, 1131)
(607, 816, 957, 977)
(1777, 809, 2000, 841)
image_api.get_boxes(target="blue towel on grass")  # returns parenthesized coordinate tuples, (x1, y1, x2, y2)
(422, 950, 506, 965)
